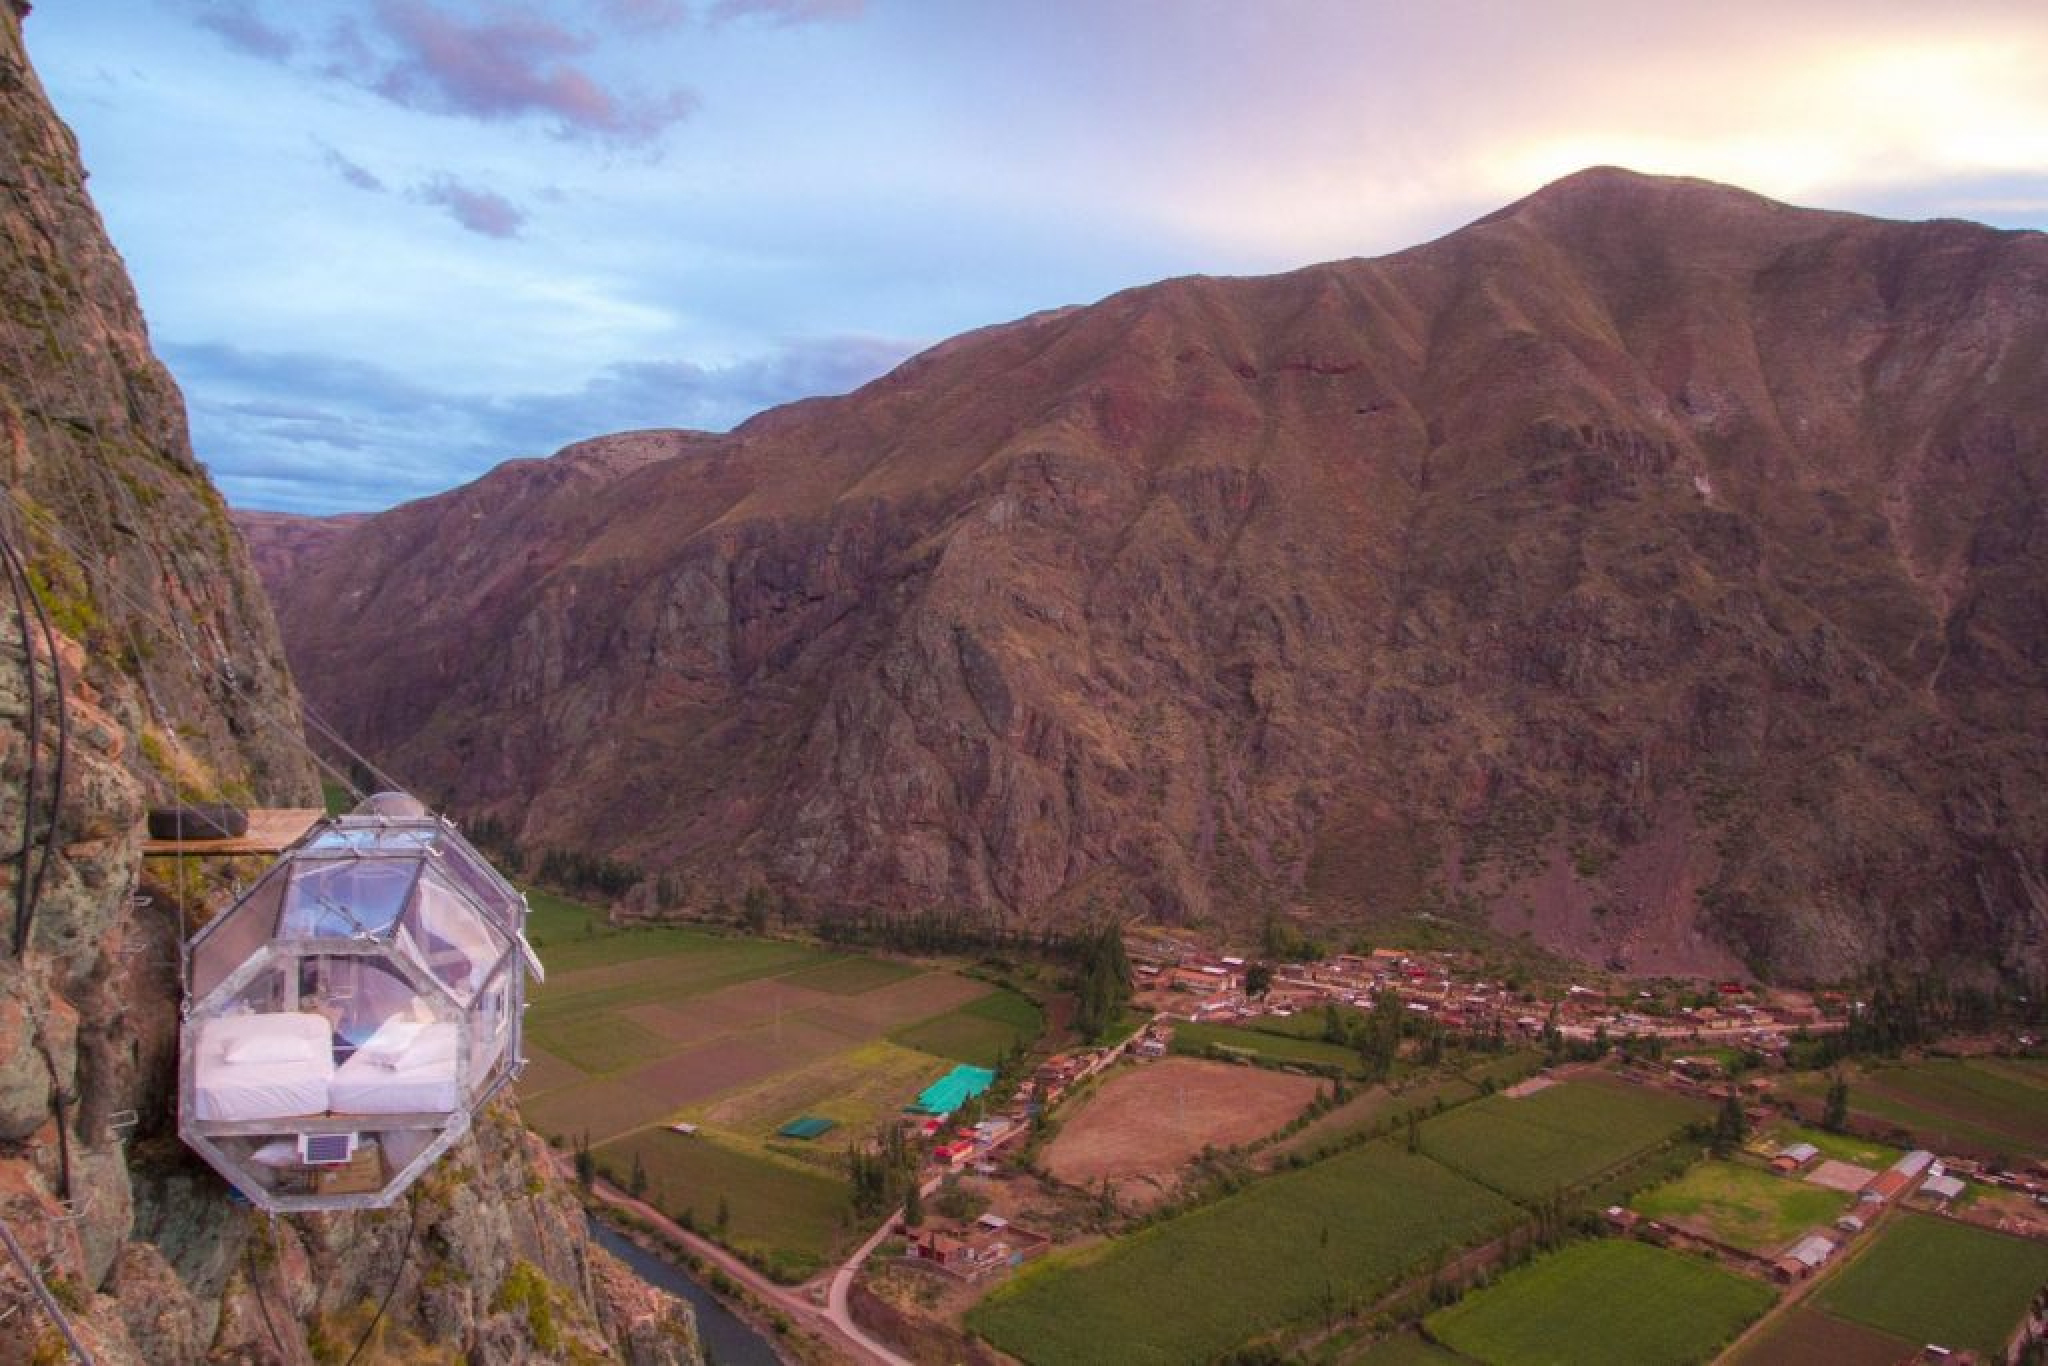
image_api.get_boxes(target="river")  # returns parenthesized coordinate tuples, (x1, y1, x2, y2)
(587, 1217, 786, 1366)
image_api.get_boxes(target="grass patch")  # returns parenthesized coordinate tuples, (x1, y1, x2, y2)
(1856, 1058, 2048, 1157)
(522, 885, 609, 947)
(891, 989, 1044, 1067)
(1172, 1019, 1365, 1075)
(595, 1129, 852, 1282)
(1420, 1079, 1706, 1203)
(1631, 1160, 1852, 1254)
(1427, 1239, 1773, 1366)
(970, 1141, 1516, 1364)
(1813, 1211, 2048, 1357)
(777, 956, 922, 995)
(1756, 1122, 1897, 1170)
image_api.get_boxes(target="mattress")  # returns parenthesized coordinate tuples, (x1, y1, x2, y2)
(192, 1013, 336, 1122)
(330, 1021, 461, 1115)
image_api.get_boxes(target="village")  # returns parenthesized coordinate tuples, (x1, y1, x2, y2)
(858, 928, 2048, 1366)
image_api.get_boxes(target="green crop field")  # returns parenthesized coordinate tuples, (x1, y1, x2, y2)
(970, 1141, 1517, 1364)
(1171, 1018, 1365, 1074)
(1859, 1059, 2048, 1155)
(594, 1128, 853, 1281)
(1419, 1079, 1706, 1202)
(1351, 1332, 1470, 1365)
(1426, 1239, 1773, 1366)
(890, 989, 1044, 1067)
(1630, 1160, 1851, 1254)
(1274, 1074, 1479, 1161)
(682, 1040, 950, 1158)
(1813, 1212, 2048, 1357)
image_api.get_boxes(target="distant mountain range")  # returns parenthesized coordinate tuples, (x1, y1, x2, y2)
(239, 168, 2048, 984)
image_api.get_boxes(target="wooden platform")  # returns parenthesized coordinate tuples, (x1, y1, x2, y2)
(141, 807, 326, 856)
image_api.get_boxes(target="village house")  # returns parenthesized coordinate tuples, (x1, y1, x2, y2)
(907, 1214, 1052, 1281)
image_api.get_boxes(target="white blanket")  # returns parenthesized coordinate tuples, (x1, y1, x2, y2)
(330, 1020, 461, 1115)
(191, 1013, 335, 1122)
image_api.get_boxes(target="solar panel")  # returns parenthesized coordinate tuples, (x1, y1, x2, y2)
(299, 1132, 357, 1166)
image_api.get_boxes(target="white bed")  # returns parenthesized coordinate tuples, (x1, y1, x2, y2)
(192, 1012, 335, 1122)
(330, 1018, 462, 1114)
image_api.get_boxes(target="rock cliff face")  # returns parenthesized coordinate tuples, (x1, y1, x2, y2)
(243, 173, 2048, 985)
(0, 12, 697, 1362)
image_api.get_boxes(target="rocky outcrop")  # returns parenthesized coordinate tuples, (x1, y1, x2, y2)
(0, 11, 698, 1363)
(242, 174, 2048, 985)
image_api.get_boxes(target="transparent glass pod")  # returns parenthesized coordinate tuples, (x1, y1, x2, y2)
(178, 795, 543, 1213)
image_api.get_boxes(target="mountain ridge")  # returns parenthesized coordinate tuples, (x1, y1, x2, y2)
(241, 168, 2048, 984)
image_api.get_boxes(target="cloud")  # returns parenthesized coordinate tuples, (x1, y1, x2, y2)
(318, 142, 387, 193)
(709, 0, 863, 24)
(597, 0, 694, 31)
(168, 334, 920, 514)
(346, 0, 700, 145)
(414, 173, 527, 237)
(190, 0, 297, 61)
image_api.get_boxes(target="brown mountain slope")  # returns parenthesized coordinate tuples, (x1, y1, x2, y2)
(1, 11, 696, 1361)
(242, 168, 2048, 982)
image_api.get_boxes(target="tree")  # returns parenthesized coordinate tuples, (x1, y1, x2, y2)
(1713, 1088, 1748, 1155)
(902, 1179, 924, 1228)
(629, 1152, 648, 1198)
(1244, 962, 1274, 1000)
(1823, 1073, 1850, 1133)
(716, 1195, 732, 1234)
(572, 1132, 594, 1190)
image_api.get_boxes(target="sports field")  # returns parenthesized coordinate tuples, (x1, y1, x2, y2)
(1426, 1238, 1773, 1366)
(515, 896, 1043, 1274)
(1630, 1160, 1851, 1255)
(970, 1140, 1517, 1364)
(1812, 1211, 2048, 1357)
(1419, 1078, 1706, 1202)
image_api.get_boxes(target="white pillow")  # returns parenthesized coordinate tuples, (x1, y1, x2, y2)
(249, 1139, 301, 1169)
(221, 1029, 319, 1065)
(356, 1019, 428, 1069)
(393, 1026, 458, 1072)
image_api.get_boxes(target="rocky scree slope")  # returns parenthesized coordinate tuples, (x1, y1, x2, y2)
(0, 11, 697, 1362)
(243, 170, 2048, 985)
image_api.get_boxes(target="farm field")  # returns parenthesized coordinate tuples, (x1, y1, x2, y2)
(515, 895, 1047, 1273)
(1841, 1058, 2048, 1158)
(1044, 1058, 1323, 1197)
(1170, 1018, 1365, 1074)
(890, 989, 1044, 1067)
(1273, 1074, 1479, 1161)
(1812, 1211, 2048, 1357)
(970, 1141, 1517, 1364)
(1720, 1306, 1917, 1366)
(1630, 1160, 1851, 1255)
(1426, 1238, 1772, 1366)
(1348, 1332, 1469, 1365)
(1419, 1078, 1706, 1203)
(593, 1127, 853, 1281)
